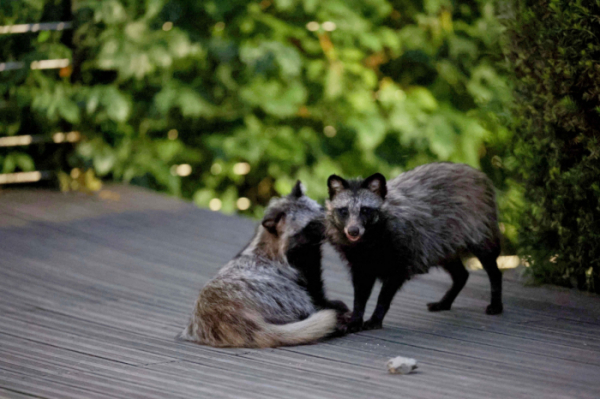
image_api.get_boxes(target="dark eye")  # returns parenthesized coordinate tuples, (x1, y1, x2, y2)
(360, 207, 374, 217)
(336, 207, 349, 218)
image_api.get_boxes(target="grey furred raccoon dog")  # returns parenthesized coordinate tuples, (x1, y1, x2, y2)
(326, 162, 503, 333)
(180, 181, 348, 348)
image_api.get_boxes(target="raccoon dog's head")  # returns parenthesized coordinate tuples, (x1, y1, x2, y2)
(326, 173, 387, 244)
(261, 181, 325, 251)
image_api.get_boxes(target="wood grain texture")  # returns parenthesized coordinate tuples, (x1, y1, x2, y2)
(1, 184, 599, 399)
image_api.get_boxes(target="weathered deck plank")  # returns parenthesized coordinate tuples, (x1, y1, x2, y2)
(1, 184, 599, 398)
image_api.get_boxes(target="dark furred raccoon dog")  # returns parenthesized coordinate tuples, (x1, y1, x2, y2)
(180, 181, 348, 348)
(325, 162, 503, 333)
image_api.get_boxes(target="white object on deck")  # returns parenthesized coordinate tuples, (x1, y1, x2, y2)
(387, 356, 418, 374)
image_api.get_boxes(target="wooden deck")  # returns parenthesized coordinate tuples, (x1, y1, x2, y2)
(1, 184, 600, 399)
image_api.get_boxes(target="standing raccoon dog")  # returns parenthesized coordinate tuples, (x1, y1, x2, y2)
(326, 162, 503, 333)
(180, 181, 348, 348)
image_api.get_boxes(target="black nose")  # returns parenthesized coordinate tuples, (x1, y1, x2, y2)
(348, 226, 360, 237)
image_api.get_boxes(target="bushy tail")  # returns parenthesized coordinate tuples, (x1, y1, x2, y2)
(177, 309, 337, 348)
(253, 309, 337, 347)
(177, 321, 196, 342)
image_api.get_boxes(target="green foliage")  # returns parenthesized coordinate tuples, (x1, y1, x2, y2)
(3, 1, 513, 224)
(504, 0, 600, 292)
(0, 0, 74, 176)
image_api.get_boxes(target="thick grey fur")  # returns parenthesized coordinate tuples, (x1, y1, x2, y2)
(326, 162, 503, 333)
(180, 182, 345, 348)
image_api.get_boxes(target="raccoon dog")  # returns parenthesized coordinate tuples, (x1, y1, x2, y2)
(180, 181, 348, 348)
(325, 162, 503, 333)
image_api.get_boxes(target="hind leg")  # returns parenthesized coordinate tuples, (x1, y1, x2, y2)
(427, 258, 469, 312)
(478, 253, 503, 315)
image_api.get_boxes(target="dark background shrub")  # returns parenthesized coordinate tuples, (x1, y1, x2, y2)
(504, 0, 600, 292)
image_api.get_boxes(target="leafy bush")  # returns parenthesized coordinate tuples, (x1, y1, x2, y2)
(0, 1, 73, 178)
(504, 0, 600, 292)
(3, 0, 514, 226)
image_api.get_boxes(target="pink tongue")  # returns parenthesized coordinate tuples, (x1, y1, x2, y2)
(346, 233, 360, 242)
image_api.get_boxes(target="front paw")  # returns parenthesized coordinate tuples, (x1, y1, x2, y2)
(330, 310, 353, 337)
(346, 316, 364, 333)
(362, 318, 383, 331)
(486, 302, 503, 315)
(335, 309, 352, 328)
(427, 301, 452, 312)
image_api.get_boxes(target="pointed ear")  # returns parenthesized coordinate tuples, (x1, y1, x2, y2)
(290, 180, 305, 198)
(361, 173, 387, 199)
(261, 209, 285, 235)
(327, 175, 349, 199)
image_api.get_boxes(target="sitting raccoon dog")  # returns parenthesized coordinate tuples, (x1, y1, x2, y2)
(325, 162, 503, 333)
(180, 181, 349, 348)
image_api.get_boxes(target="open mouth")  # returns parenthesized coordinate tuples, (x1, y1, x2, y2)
(345, 233, 361, 242)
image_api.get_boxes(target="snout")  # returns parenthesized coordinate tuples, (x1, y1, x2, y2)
(344, 225, 363, 242)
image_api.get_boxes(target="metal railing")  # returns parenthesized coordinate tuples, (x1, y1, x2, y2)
(0, 20, 75, 185)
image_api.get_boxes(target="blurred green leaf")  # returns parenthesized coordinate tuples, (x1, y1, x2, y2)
(5, 0, 515, 249)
